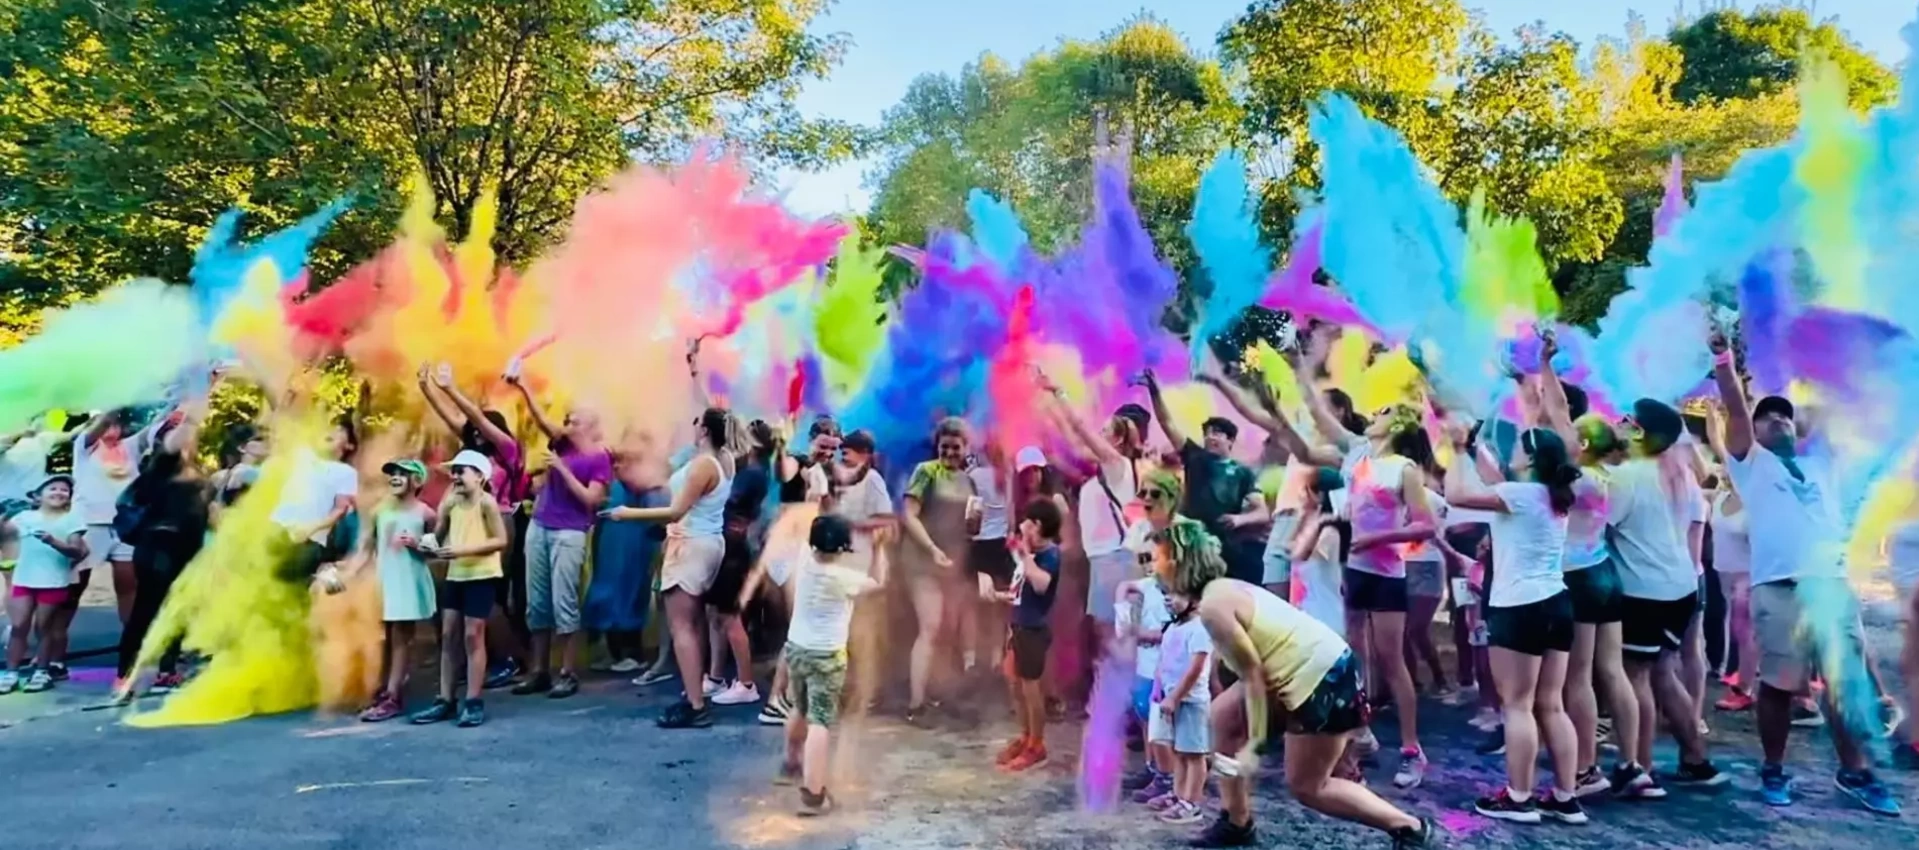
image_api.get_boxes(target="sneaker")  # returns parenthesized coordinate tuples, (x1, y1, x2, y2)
(1442, 685, 1476, 707)
(1187, 812, 1258, 848)
(1574, 765, 1612, 798)
(657, 699, 713, 729)
(633, 668, 676, 688)
(1759, 763, 1793, 807)
(47, 663, 68, 681)
(1159, 799, 1205, 825)
(1122, 765, 1161, 791)
(409, 698, 456, 724)
(1470, 707, 1502, 732)
(713, 680, 761, 706)
(547, 673, 579, 699)
(1005, 743, 1049, 772)
(22, 668, 52, 693)
(1538, 792, 1589, 825)
(758, 695, 791, 726)
(1147, 790, 1179, 811)
(1595, 715, 1615, 744)
(1474, 788, 1542, 823)
(774, 761, 802, 786)
(359, 697, 403, 723)
(511, 673, 552, 696)
(1715, 688, 1755, 712)
(904, 704, 935, 729)
(1696, 718, 1710, 737)
(1393, 747, 1427, 789)
(1390, 817, 1437, 849)
(1668, 760, 1729, 787)
(1835, 769, 1901, 817)
(151, 672, 184, 694)
(456, 699, 486, 728)
(484, 661, 521, 690)
(1611, 763, 1666, 800)
(0, 670, 18, 694)
(1474, 728, 1507, 756)
(1352, 728, 1381, 758)
(996, 738, 1029, 767)
(797, 787, 834, 817)
(702, 674, 725, 697)
(1132, 773, 1174, 804)
(1790, 701, 1825, 728)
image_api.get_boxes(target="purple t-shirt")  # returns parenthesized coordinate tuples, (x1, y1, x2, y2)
(532, 445, 613, 532)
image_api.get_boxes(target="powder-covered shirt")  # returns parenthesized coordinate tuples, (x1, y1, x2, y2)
(532, 445, 613, 532)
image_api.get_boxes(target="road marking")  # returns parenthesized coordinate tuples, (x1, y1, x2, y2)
(295, 777, 489, 794)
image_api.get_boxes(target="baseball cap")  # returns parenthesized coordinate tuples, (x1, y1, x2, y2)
(1753, 395, 1795, 423)
(381, 459, 428, 481)
(32, 473, 74, 496)
(1630, 398, 1683, 449)
(1115, 403, 1151, 432)
(445, 449, 494, 480)
(1014, 445, 1047, 471)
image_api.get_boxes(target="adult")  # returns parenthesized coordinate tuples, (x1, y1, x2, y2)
(1702, 407, 1756, 713)
(585, 435, 668, 675)
(116, 406, 211, 695)
(1604, 397, 1722, 789)
(269, 417, 359, 581)
(1152, 519, 1434, 849)
(1709, 336, 1899, 814)
(966, 442, 1014, 682)
(70, 409, 158, 627)
(1141, 370, 1268, 586)
(604, 406, 734, 729)
(899, 417, 980, 726)
(507, 372, 612, 699)
(1038, 377, 1145, 656)
(823, 429, 895, 713)
(780, 417, 839, 506)
(1445, 425, 1587, 824)
(703, 418, 774, 707)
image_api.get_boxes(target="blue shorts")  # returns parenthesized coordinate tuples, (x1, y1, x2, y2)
(1132, 676, 1154, 723)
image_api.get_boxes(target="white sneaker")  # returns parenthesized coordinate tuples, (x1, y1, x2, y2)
(702, 675, 725, 697)
(1352, 728, 1381, 758)
(713, 680, 761, 705)
(1392, 747, 1427, 790)
(607, 658, 642, 674)
(1470, 708, 1502, 732)
(22, 668, 52, 693)
(759, 695, 792, 726)
(0, 670, 17, 694)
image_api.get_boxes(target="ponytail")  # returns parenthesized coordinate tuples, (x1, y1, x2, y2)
(1521, 427, 1581, 515)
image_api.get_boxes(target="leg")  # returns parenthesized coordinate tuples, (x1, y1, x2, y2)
(117, 551, 178, 680)
(463, 616, 488, 701)
(551, 530, 588, 677)
(1651, 652, 1708, 762)
(1723, 572, 1755, 694)
(1210, 682, 1253, 828)
(111, 556, 137, 625)
(1406, 593, 1445, 691)
(1566, 622, 1600, 771)
(384, 622, 411, 698)
(908, 575, 944, 710)
(1285, 732, 1423, 832)
(1369, 612, 1420, 751)
(803, 723, 833, 795)
(1491, 646, 1543, 794)
(725, 613, 753, 685)
(1021, 678, 1046, 744)
(438, 611, 461, 701)
(41, 576, 83, 667)
(1593, 623, 1641, 767)
(1535, 650, 1579, 795)
(706, 607, 729, 681)
(1176, 751, 1204, 802)
(6, 595, 33, 669)
(665, 589, 709, 710)
(1682, 609, 1708, 726)
(1625, 658, 1658, 768)
(523, 524, 555, 678)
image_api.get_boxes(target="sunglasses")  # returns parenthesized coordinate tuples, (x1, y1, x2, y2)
(1139, 487, 1169, 501)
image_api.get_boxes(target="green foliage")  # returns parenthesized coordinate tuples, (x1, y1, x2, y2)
(0, 0, 855, 309)
(1669, 6, 1896, 107)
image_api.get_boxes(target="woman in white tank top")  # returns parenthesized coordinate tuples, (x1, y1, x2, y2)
(604, 407, 736, 729)
(1709, 486, 1756, 710)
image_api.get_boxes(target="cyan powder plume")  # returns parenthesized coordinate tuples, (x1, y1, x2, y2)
(191, 198, 351, 329)
(1185, 150, 1271, 369)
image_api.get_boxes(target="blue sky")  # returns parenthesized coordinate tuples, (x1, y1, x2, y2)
(772, 0, 1913, 216)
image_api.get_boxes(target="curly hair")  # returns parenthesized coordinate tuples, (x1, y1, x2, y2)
(1153, 517, 1227, 595)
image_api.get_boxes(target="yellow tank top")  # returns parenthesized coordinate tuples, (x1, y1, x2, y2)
(1204, 580, 1348, 710)
(444, 498, 502, 581)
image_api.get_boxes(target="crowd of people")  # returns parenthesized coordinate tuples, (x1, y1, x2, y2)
(1, 319, 1917, 849)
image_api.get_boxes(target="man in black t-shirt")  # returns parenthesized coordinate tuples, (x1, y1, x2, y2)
(1141, 371, 1269, 584)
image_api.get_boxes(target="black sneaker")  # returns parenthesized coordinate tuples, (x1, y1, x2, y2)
(1122, 765, 1160, 791)
(797, 787, 834, 817)
(1187, 812, 1257, 848)
(1390, 817, 1437, 849)
(547, 673, 580, 699)
(456, 699, 486, 728)
(409, 698, 456, 725)
(1574, 765, 1613, 798)
(511, 673, 552, 696)
(1474, 788, 1541, 823)
(47, 663, 69, 681)
(1669, 760, 1729, 787)
(484, 661, 520, 690)
(657, 699, 713, 729)
(903, 704, 934, 729)
(1538, 793, 1590, 824)
(1474, 727, 1507, 756)
(774, 761, 802, 786)
(1610, 762, 1666, 799)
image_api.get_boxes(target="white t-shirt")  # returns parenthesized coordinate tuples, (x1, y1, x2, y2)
(1405, 488, 1447, 563)
(9, 508, 88, 588)
(270, 452, 360, 545)
(1725, 447, 1844, 586)
(1487, 482, 1569, 607)
(1154, 617, 1214, 707)
(1605, 458, 1696, 601)
(1078, 455, 1138, 556)
(833, 469, 892, 574)
(786, 557, 875, 652)
(1709, 491, 1750, 575)
(71, 426, 156, 525)
(1131, 578, 1171, 680)
(1291, 526, 1346, 633)
(967, 466, 1008, 541)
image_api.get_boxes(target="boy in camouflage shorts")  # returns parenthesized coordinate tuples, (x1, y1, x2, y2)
(773, 515, 884, 816)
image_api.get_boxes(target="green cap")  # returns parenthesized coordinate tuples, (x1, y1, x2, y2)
(382, 459, 428, 481)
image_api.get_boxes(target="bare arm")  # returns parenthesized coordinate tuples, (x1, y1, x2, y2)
(1535, 336, 1578, 449)
(1350, 466, 1437, 551)
(440, 369, 514, 451)
(43, 530, 90, 561)
(1198, 373, 1283, 435)
(1444, 442, 1510, 513)
(1708, 335, 1752, 461)
(1289, 518, 1330, 562)
(418, 368, 466, 435)
(1249, 377, 1343, 467)
(1039, 379, 1123, 465)
(606, 458, 710, 523)
(446, 500, 509, 559)
(1164, 649, 1212, 707)
(510, 379, 563, 444)
(1199, 593, 1268, 764)
(1142, 370, 1188, 452)
(547, 452, 607, 511)
(1295, 331, 1358, 453)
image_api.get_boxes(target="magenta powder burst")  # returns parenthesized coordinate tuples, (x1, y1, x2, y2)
(1077, 657, 1131, 812)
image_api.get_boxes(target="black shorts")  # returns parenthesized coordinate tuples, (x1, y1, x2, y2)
(1621, 592, 1697, 661)
(275, 540, 331, 584)
(1563, 559, 1624, 624)
(969, 539, 1017, 589)
(440, 579, 498, 620)
(1488, 592, 1575, 656)
(1285, 650, 1367, 735)
(1008, 625, 1050, 681)
(1344, 568, 1409, 613)
(703, 528, 755, 614)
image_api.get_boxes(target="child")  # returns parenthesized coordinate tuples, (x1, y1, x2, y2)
(1149, 588, 1214, 824)
(0, 476, 89, 694)
(1120, 575, 1175, 803)
(411, 450, 508, 727)
(772, 513, 884, 816)
(996, 497, 1063, 772)
(355, 459, 437, 722)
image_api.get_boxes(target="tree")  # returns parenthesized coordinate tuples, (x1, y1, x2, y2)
(1669, 6, 1895, 108)
(0, 0, 857, 310)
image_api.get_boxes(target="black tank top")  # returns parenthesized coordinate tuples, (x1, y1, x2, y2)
(778, 455, 812, 503)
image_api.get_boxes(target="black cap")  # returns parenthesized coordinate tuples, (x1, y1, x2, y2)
(1753, 395, 1795, 423)
(1631, 398, 1683, 449)
(809, 513, 854, 554)
(1115, 403, 1150, 432)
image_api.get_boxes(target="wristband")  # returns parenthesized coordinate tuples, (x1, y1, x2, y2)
(1712, 350, 1733, 368)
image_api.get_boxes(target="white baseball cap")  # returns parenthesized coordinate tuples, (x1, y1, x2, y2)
(446, 449, 494, 480)
(1015, 446, 1047, 471)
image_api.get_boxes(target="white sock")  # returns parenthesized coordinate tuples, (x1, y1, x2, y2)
(1552, 788, 1574, 802)
(1507, 787, 1532, 803)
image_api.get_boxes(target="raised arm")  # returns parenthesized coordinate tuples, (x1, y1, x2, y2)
(1141, 369, 1188, 451)
(437, 364, 514, 451)
(1708, 333, 1752, 461)
(1197, 373, 1283, 435)
(506, 374, 563, 444)
(1248, 375, 1342, 467)
(418, 365, 466, 435)
(1534, 334, 1578, 449)
(1036, 372, 1122, 466)
(1443, 429, 1510, 513)
(1295, 329, 1359, 453)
